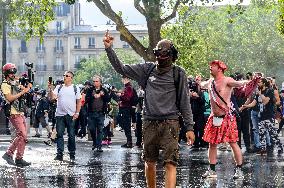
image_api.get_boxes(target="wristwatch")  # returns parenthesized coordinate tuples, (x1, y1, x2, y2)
(75, 112, 79, 115)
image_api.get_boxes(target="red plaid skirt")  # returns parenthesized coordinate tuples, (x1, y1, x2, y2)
(202, 115, 238, 144)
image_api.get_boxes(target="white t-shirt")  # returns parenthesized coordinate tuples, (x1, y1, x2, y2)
(53, 84, 81, 116)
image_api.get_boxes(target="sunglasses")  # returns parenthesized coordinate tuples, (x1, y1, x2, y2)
(63, 74, 72, 78)
(7, 68, 17, 74)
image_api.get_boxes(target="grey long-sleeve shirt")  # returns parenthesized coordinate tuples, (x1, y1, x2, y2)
(105, 47, 194, 131)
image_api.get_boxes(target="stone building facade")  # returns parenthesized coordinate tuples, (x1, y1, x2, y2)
(0, 1, 147, 86)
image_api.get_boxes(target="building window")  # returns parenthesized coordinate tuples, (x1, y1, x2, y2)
(7, 40, 12, 52)
(18, 58, 26, 72)
(74, 37, 81, 48)
(36, 57, 46, 71)
(88, 37, 95, 48)
(38, 57, 44, 65)
(20, 40, 27, 53)
(55, 39, 63, 52)
(56, 57, 62, 66)
(56, 21, 62, 34)
(57, 4, 63, 16)
(38, 40, 44, 50)
(122, 42, 129, 48)
(75, 55, 81, 64)
(55, 39, 62, 49)
(36, 40, 45, 53)
(74, 55, 81, 68)
(54, 57, 64, 71)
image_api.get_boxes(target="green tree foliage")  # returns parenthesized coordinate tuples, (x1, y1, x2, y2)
(64, 0, 243, 62)
(74, 49, 141, 89)
(0, 0, 56, 41)
(162, 2, 284, 82)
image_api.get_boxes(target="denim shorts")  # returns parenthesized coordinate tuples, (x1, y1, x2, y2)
(142, 119, 179, 166)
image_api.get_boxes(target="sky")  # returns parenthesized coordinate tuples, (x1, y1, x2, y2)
(79, 0, 251, 26)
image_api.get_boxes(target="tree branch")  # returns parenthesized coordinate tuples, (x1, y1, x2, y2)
(134, 0, 146, 16)
(91, 0, 150, 60)
(162, 0, 182, 23)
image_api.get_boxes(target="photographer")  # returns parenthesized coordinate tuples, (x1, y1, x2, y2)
(76, 80, 91, 138)
(33, 89, 51, 138)
(189, 76, 207, 149)
(85, 75, 110, 152)
(1, 63, 32, 167)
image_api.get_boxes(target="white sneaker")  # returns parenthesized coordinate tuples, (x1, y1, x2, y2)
(233, 167, 244, 179)
(202, 169, 217, 178)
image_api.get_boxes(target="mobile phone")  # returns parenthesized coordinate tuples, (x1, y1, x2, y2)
(48, 76, 52, 84)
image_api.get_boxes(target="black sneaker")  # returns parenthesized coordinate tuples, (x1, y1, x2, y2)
(70, 155, 75, 162)
(2, 153, 15, 166)
(15, 158, 31, 167)
(43, 140, 52, 146)
(97, 147, 103, 152)
(278, 148, 283, 155)
(54, 155, 63, 161)
(121, 143, 133, 148)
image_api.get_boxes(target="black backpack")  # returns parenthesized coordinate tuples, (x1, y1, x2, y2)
(0, 81, 12, 117)
(130, 88, 139, 106)
(0, 92, 5, 110)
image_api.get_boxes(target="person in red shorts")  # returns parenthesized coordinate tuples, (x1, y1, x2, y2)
(199, 60, 259, 179)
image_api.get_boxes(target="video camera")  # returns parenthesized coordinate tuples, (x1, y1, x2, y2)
(188, 78, 198, 93)
(19, 62, 35, 87)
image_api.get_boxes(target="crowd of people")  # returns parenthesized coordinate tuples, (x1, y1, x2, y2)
(1, 31, 284, 188)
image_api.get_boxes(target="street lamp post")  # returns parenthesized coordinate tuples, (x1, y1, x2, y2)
(1, 0, 10, 81)
(2, 3, 7, 72)
(0, 1, 9, 134)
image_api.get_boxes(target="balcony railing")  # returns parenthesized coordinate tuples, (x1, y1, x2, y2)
(35, 65, 47, 71)
(88, 45, 95, 49)
(74, 45, 81, 49)
(19, 47, 28, 53)
(53, 64, 64, 71)
(36, 47, 46, 53)
(54, 47, 64, 53)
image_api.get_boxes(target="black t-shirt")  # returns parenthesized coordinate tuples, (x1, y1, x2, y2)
(258, 88, 275, 120)
(253, 93, 260, 112)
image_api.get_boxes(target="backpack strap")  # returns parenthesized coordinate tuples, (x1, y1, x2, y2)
(58, 84, 77, 96)
(173, 65, 181, 110)
(142, 63, 156, 89)
(73, 85, 77, 95)
(1, 80, 13, 104)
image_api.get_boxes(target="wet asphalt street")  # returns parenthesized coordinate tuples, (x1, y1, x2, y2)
(1, 131, 284, 188)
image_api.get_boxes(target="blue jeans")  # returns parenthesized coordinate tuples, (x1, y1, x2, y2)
(88, 112, 105, 148)
(251, 110, 270, 148)
(56, 115, 76, 156)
